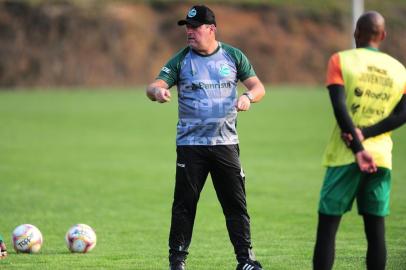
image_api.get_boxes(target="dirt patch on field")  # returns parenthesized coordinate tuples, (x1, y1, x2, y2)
(0, 1, 404, 87)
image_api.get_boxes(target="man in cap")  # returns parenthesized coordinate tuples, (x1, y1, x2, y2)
(146, 5, 266, 270)
(313, 11, 406, 270)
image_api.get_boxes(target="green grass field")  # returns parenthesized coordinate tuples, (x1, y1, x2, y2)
(0, 88, 405, 269)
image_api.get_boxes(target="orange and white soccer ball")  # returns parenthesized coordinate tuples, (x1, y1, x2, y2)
(12, 224, 43, 253)
(65, 224, 96, 253)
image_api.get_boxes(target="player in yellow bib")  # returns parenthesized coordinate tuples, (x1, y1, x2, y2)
(313, 11, 406, 270)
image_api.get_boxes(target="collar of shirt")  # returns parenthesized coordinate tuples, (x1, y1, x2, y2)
(365, 46, 379, 52)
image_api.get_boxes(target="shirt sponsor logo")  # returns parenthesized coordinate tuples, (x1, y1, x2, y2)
(191, 81, 232, 90)
(351, 103, 385, 117)
(351, 103, 360, 114)
(359, 72, 393, 88)
(354, 87, 363, 97)
(364, 89, 391, 101)
(362, 106, 385, 117)
(367, 65, 387, 76)
(354, 87, 391, 101)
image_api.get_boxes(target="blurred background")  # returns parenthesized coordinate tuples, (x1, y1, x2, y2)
(0, 0, 404, 88)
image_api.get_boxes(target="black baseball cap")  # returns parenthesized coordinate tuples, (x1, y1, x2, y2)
(177, 5, 216, 27)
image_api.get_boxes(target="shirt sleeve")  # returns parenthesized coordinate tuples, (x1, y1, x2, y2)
(326, 53, 344, 86)
(156, 47, 189, 88)
(236, 50, 256, 81)
(156, 57, 179, 89)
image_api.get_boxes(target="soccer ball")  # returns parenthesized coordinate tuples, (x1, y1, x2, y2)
(65, 224, 96, 253)
(12, 224, 43, 253)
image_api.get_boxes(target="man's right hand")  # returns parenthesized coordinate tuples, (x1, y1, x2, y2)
(146, 79, 171, 103)
(154, 87, 171, 103)
(355, 150, 377, 173)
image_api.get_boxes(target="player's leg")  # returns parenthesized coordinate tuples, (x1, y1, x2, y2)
(210, 144, 262, 269)
(357, 168, 391, 270)
(314, 164, 362, 270)
(169, 146, 210, 269)
(313, 214, 341, 270)
(362, 214, 386, 270)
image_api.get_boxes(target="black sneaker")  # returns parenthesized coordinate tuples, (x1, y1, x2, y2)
(169, 261, 185, 270)
(236, 259, 263, 270)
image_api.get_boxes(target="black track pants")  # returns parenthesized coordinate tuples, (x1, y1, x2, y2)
(169, 145, 252, 263)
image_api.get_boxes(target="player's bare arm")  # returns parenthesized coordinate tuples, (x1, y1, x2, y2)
(146, 79, 171, 103)
(237, 76, 265, 111)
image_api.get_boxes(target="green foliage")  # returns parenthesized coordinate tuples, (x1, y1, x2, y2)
(0, 88, 405, 269)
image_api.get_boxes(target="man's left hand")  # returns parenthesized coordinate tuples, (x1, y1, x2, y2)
(355, 150, 377, 173)
(342, 128, 364, 147)
(236, 95, 251, 111)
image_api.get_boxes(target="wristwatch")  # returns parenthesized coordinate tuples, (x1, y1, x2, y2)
(242, 92, 254, 102)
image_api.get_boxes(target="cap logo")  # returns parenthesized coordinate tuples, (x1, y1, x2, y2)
(188, 8, 197, 18)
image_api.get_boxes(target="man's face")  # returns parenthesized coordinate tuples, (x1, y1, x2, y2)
(185, 24, 215, 51)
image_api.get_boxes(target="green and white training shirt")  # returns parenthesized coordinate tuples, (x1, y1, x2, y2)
(157, 42, 256, 145)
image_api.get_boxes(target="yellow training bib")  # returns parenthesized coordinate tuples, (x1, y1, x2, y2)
(323, 48, 406, 169)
